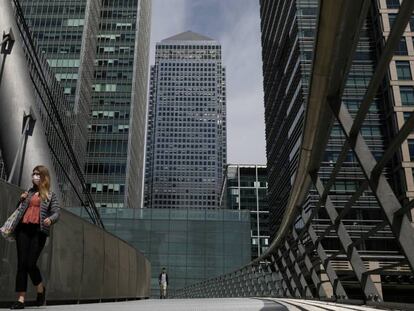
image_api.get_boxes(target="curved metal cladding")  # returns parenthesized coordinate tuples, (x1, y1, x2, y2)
(0, 180, 151, 303)
(0, 0, 60, 194)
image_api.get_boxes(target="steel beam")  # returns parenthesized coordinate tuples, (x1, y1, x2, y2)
(334, 104, 414, 273)
(292, 228, 330, 299)
(303, 211, 348, 299)
(313, 175, 382, 300)
(284, 239, 313, 298)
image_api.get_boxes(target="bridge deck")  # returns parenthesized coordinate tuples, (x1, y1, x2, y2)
(34, 298, 384, 311)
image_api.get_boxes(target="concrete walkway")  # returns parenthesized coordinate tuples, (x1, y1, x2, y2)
(25, 298, 285, 311)
(1, 298, 393, 311)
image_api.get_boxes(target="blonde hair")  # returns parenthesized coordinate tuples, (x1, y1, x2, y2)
(33, 165, 50, 201)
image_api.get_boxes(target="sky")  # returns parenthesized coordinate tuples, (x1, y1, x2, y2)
(150, 0, 267, 165)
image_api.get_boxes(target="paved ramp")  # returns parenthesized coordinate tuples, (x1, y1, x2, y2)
(17, 298, 386, 311)
(40, 298, 284, 310)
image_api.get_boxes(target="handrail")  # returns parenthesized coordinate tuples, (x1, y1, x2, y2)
(252, 0, 370, 265)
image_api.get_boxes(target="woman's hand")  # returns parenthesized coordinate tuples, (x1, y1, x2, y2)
(20, 192, 28, 201)
(43, 218, 52, 226)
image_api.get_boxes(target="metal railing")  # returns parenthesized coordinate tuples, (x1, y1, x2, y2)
(175, 0, 414, 307)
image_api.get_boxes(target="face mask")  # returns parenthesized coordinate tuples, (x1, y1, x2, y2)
(32, 174, 41, 185)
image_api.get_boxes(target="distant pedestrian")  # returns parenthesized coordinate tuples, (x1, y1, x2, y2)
(5, 166, 60, 309)
(158, 267, 169, 299)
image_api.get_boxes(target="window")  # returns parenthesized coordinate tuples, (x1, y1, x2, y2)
(389, 13, 397, 27)
(408, 140, 414, 161)
(403, 112, 414, 133)
(395, 37, 408, 55)
(396, 61, 412, 80)
(400, 86, 414, 106)
(386, 0, 400, 8)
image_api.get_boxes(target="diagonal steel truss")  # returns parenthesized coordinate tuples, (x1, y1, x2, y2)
(174, 0, 414, 307)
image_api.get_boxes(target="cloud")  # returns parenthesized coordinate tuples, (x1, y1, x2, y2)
(149, 0, 189, 64)
(149, 0, 266, 164)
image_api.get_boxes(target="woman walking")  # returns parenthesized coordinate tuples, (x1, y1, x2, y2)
(9, 165, 60, 309)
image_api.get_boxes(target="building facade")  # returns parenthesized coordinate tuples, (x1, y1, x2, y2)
(87, 0, 151, 209)
(145, 31, 227, 209)
(220, 164, 269, 260)
(377, 0, 414, 217)
(69, 207, 251, 297)
(19, 0, 101, 205)
(19, 0, 151, 208)
(260, 0, 409, 299)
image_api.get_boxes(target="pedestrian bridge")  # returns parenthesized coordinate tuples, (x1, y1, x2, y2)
(28, 298, 388, 311)
(1, 0, 414, 310)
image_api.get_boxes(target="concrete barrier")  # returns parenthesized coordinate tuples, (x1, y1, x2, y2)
(0, 180, 151, 304)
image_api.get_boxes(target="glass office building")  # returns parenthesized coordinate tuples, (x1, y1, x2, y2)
(87, 0, 151, 209)
(260, 0, 409, 298)
(19, 0, 151, 208)
(144, 31, 227, 209)
(220, 165, 269, 260)
(69, 207, 251, 297)
(19, 0, 101, 206)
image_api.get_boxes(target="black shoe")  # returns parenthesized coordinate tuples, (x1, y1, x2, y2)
(36, 286, 46, 306)
(10, 301, 25, 309)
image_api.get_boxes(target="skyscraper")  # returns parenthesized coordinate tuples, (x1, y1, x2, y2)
(260, 0, 407, 298)
(19, 0, 151, 208)
(87, 0, 151, 209)
(19, 0, 100, 205)
(145, 31, 227, 209)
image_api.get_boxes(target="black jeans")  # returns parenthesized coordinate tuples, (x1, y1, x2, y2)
(15, 223, 47, 292)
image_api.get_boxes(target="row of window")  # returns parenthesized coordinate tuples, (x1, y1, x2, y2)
(152, 200, 216, 207)
(155, 155, 216, 160)
(96, 33, 136, 42)
(155, 126, 216, 131)
(23, 5, 85, 15)
(153, 176, 216, 182)
(91, 110, 130, 119)
(157, 45, 221, 50)
(160, 62, 217, 67)
(85, 163, 126, 174)
(157, 112, 217, 116)
(95, 59, 134, 67)
(160, 72, 218, 77)
(153, 194, 216, 200)
(160, 84, 218, 88)
(88, 124, 129, 133)
(155, 144, 217, 148)
(87, 183, 125, 193)
(87, 140, 128, 154)
(154, 166, 217, 171)
(159, 76, 223, 81)
(159, 68, 218, 73)
(95, 202, 124, 208)
(155, 161, 218, 166)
